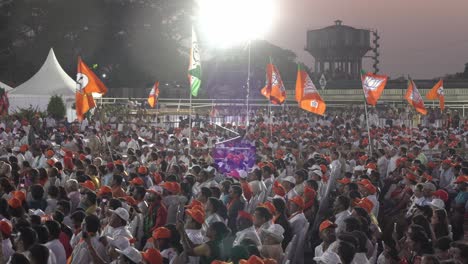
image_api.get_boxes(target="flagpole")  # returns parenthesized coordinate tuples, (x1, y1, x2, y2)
(246, 41, 251, 127)
(361, 71, 373, 156)
(189, 92, 193, 156)
(363, 100, 373, 156)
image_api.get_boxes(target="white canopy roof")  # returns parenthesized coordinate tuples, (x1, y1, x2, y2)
(9, 48, 76, 97)
(0, 81, 13, 92)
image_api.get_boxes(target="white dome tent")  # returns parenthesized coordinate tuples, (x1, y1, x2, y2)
(8, 48, 77, 120)
(0, 81, 13, 92)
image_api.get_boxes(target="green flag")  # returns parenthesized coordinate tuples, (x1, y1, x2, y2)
(188, 27, 201, 97)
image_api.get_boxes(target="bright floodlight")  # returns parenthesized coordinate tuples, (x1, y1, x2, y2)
(198, 0, 277, 48)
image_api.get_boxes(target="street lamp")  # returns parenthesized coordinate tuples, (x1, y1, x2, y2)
(197, 0, 277, 126)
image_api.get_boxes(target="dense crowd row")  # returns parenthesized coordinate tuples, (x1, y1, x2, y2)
(0, 105, 466, 264)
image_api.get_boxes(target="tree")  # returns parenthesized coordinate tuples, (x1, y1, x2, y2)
(47, 95, 66, 119)
(0, 0, 191, 87)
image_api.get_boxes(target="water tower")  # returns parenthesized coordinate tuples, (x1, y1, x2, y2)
(305, 20, 379, 80)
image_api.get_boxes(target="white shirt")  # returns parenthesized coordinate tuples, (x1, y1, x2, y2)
(288, 212, 308, 237)
(127, 139, 140, 151)
(352, 252, 370, 264)
(46, 239, 66, 264)
(314, 241, 337, 258)
(70, 235, 109, 264)
(2, 239, 14, 261)
(186, 229, 204, 264)
(286, 189, 299, 200)
(335, 210, 351, 234)
(233, 226, 262, 247)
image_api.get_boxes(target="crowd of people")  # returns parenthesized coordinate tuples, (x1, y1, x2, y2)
(0, 104, 466, 264)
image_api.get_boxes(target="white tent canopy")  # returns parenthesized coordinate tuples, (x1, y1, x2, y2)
(8, 48, 76, 120)
(0, 81, 13, 92)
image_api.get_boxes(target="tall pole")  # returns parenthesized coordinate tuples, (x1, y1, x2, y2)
(246, 41, 251, 127)
(364, 101, 373, 156)
(189, 92, 192, 155)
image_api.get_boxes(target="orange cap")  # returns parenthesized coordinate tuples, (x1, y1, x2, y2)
(289, 196, 304, 209)
(114, 160, 123, 165)
(186, 208, 205, 224)
(319, 220, 337, 232)
(337, 178, 351, 185)
(20, 144, 28, 152)
(137, 166, 148, 175)
(422, 173, 433, 182)
(46, 150, 55, 158)
(258, 202, 276, 215)
(13, 190, 26, 202)
(130, 177, 144, 186)
(356, 197, 374, 214)
(239, 256, 264, 264)
(238, 210, 253, 222)
(366, 163, 377, 170)
(357, 179, 372, 186)
(124, 196, 138, 206)
(359, 155, 369, 161)
(80, 180, 96, 191)
(406, 173, 417, 182)
(97, 186, 112, 196)
(152, 227, 171, 239)
(47, 159, 55, 167)
(8, 198, 22, 209)
(454, 175, 468, 184)
(142, 248, 162, 264)
(161, 182, 180, 194)
(273, 181, 286, 197)
(363, 183, 377, 194)
(0, 220, 12, 236)
(185, 199, 204, 209)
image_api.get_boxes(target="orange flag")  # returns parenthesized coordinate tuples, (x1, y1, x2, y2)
(77, 57, 108, 95)
(75, 91, 95, 121)
(261, 62, 286, 105)
(295, 64, 326, 115)
(426, 79, 445, 111)
(405, 79, 427, 115)
(361, 70, 388, 106)
(147, 82, 160, 108)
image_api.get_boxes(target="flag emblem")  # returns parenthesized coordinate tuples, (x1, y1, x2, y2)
(76, 73, 89, 90)
(310, 100, 319, 108)
(361, 71, 388, 106)
(363, 76, 384, 91)
(437, 87, 444, 96)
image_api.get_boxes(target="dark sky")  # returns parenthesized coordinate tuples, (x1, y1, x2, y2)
(264, 0, 468, 79)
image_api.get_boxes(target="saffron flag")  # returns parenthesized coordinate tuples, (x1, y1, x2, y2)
(75, 91, 95, 121)
(426, 79, 445, 111)
(188, 27, 201, 97)
(261, 62, 286, 105)
(405, 79, 427, 115)
(147, 82, 160, 108)
(77, 57, 108, 94)
(295, 64, 326, 115)
(361, 70, 388, 106)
